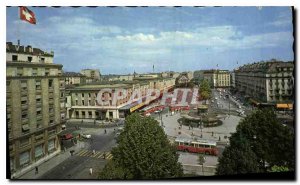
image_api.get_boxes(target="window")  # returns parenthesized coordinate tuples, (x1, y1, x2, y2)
(89, 111, 92, 118)
(22, 113, 27, 119)
(36, 122, 42, 129)
(36, 80, 41, 90)
(32, 68, 37, 76)
(19, 151, 30, 167)
(21, 100, 27, 105)
(49, 117, 54, 125)
(28, 56, 32, 62)
(60, 92, 64, 98)
(82, 93, 84, 97)
(35, 144, 44, 160)
(75, 100, 78, 105)
(82, 111, 86, 118)
(45, 68, 50, 76)
(48, 139, 55, 152)
(12, 55, 18, 61)
(36, 98, 41, 104)
(20, 138, 30, 147)
(21, 81, 27, 91)
(17, 68, 23, 76)
(48, 128, 56, 136)
(48, 79, 53, 88)
(82, 100, 84, 105)
(41, 57, 45, 63)
(22, 123, 30, 133)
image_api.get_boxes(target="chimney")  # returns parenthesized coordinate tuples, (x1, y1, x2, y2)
(27, 45, 33, 53)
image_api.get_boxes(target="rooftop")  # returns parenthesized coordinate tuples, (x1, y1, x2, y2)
(63, 72, 85, 77)
(6, 42, 54, 57)
(235, 60, 294, 73)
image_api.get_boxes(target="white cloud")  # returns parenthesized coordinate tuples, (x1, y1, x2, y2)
(116, 33, 156, 42)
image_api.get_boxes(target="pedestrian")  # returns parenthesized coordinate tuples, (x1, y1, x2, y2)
(211, 132, 214, 136)
(189, 126, 191, 130)
(89, 168, 93, 175)
(103, 152, 106, 159)
(93, 149, 96, 155)
(104, 129, 107, 134)
(35, 166, 39, 175)
(219, 136, 221, 141)
(81, 119, 83, 124)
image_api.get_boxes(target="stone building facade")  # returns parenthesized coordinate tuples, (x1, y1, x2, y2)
(6, 42, 66, 178)
(234, 60, 294, 105)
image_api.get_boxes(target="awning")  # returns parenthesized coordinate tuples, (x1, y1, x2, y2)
(130, 102, 145, 113)
(276, 104, 293, 110)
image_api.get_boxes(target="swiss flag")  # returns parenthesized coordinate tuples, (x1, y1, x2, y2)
(19, 6, 36, 24)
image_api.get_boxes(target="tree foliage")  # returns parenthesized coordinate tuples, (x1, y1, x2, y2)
(99, 113, 183, 179)
(216, 139, 260, 175)
(216, 108, 295, 175)
(199, 79, 211, 100)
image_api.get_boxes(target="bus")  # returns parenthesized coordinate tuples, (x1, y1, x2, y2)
(174, 137, 218, 156)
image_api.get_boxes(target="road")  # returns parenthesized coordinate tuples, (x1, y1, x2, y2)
(40, 124, 118, 179)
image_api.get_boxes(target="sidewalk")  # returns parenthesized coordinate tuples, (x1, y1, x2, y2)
(18, 141, 85, 179)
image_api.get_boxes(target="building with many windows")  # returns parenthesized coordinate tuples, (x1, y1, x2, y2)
(63, 71, 86, 85)
(6, 41, 66, 178)
(80, 69, 101, 82)
(66, 77, 175, 120)
(203, 70, 231, 88)
(234, 60, 294, 107)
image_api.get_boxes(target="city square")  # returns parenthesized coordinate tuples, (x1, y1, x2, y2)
(6, 6, 295, 180)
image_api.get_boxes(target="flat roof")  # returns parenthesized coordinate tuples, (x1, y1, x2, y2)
(74, 83, 131, 90)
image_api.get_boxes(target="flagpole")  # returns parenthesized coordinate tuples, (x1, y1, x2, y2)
(17, 7, 21, 44)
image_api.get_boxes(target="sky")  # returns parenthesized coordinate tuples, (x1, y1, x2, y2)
(6, 6, 294, 74)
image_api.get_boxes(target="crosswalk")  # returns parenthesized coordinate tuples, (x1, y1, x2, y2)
(75, 149, 113, 160)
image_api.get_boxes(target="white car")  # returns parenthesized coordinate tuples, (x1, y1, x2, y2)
(82, 134, 91, 139)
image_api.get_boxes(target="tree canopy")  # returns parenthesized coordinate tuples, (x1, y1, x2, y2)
(199, 79, 211, 100)
(99, 113, 183, 179)
(216, 108, 295, 175)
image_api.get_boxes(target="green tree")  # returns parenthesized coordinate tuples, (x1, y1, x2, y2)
(216, 136, 260, 175)
(216, 108, 295, 175)
(235, 108, 295, 170)
(99, 113, 183, 179)
(199, 79, 211, 100)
